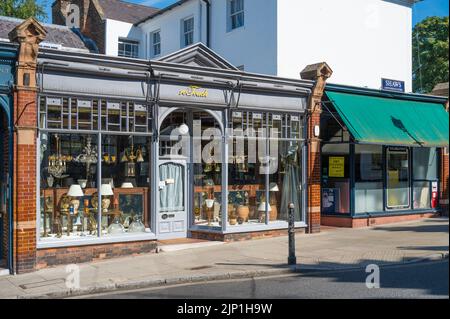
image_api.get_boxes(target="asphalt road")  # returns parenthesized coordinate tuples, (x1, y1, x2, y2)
(82, 260, 448, 299)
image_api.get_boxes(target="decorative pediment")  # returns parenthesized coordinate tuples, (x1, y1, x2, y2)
(158, 43, 238, 71)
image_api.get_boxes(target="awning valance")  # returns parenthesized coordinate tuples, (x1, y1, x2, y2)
(325, 91, 449, 147)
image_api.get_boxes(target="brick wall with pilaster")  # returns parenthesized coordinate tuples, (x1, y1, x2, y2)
(1, 115, 9, 261)
(307, 111, 322, 233)
(13, 88, 38, 273)
(441, 148, 449, 216)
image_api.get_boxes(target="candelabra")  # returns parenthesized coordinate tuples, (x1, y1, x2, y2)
(74, 136, 98, 184)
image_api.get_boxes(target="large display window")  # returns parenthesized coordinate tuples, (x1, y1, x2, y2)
(38, 96, 153, 243)
(354, 145, 383, 213)
(386, 147, 410, 209)
(413, 147, 438, 209)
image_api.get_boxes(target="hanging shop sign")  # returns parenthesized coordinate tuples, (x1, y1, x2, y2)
(329, 156, 345, 178)
(381, 78, 405, 93)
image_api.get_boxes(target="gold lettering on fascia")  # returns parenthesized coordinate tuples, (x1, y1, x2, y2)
(178, 85, 208, 98)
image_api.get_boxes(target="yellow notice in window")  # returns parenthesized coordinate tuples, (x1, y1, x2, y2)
(329, 157, 345, 178)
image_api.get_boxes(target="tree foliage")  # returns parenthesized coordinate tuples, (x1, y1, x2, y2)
(0, 0, 47, 21)
(413, 16, 449, 93)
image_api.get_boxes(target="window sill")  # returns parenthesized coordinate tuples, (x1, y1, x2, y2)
(37, 232, 157, 249)
(189, 221, 307, 234)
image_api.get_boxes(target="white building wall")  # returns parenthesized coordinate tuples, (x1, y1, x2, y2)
(277, 0, 413, 91)
(209, 0, 278, 75)
(105, 19, 142, 57)
(139, 0, 204, 59)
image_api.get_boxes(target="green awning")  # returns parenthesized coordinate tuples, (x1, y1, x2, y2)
(326, 91, 449, 147)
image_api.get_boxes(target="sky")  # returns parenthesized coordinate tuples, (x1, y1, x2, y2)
(38, 0, 449, 25)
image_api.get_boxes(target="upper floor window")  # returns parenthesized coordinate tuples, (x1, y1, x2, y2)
(229, 0, 244, 31)
(182, 17, 194, 47)
(151, 30, 161, 57)
(118, 38, 139, 58)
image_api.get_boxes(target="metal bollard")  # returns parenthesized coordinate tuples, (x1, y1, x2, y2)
(288, 203, 297, 266)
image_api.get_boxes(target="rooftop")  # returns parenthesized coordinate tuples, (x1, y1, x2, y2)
(0, 15, 89, 51)
(96, 0, 159, 24)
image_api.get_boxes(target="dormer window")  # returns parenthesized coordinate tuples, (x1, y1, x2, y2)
(118, 38, 139, 58)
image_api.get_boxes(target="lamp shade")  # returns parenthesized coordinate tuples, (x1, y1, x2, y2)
(121, 182, 134, 189)
(67, 184, 84, 197)
(257, 202, 272, 212)
(101, 183, 114, 196)
(269, 183, 279, 192)
(178, 124, 189, 135)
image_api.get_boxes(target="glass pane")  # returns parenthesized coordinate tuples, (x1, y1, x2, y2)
(101, 135, 150, 234)
(269, 141, 303, 222)
(413, 147, 437, 180)
(354, 145, 383, 213)
(387, 147, 410, 208)
(40, 133, 99, 241)
(321, 144, 350, 214)
(413, 181, 431, 209)
(159, 163, 185, 212)
(228, 131, 266, 226)
(192, 112, 222, 228)
(355, 182, 383, 213)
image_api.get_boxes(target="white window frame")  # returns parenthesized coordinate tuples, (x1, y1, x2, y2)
(118, 38, 139, 58)
(150, 30, 161, 58)
(228, 0, 244, 31)
(181, 16, 194, 48)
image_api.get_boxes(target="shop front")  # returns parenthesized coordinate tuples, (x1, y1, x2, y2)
(320, 85, 449, 227)
(0, 42, 16, 273)
(31, 44, 314, 268)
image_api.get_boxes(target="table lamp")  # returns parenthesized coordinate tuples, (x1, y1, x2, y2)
(101, 183, 114, 213)
(67, 184, 84, 216)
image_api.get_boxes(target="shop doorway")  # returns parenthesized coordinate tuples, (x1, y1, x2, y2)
(157, 108, 224, 239)
(157, 160, 188, 239)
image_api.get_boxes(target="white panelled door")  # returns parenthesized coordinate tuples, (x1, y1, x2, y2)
(157, 160, 188, 239)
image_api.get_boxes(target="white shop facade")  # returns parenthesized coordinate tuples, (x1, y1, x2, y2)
(36, 44, 314, 249)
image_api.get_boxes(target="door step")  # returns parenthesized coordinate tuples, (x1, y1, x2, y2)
(0, 268, 9, 277)
(158, 239, 225, 252)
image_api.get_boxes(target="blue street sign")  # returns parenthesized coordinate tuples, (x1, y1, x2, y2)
(381, 78, 405, 92)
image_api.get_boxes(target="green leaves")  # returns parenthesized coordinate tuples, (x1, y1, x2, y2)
(0, 0, 47, 21)
(413, 16, 449, 93)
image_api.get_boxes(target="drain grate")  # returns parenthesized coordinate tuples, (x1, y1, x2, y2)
(19, 278, 65, 290)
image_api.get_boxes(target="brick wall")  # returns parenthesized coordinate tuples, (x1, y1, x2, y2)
(52, 0, 106, 54)
(322, 213, 438, 228)
(307, 111, 321, 233)
(36, 240, 157, 269)
(190, 228, 306, 242)
(1, 115, 9, 261)
(13, 88, 38, 273)
(84, 2, 106, 54)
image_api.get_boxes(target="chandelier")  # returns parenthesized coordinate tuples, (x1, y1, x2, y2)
(47, 134, 72, 180)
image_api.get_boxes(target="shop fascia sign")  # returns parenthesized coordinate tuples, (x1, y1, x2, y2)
(178, 85, 209, 98)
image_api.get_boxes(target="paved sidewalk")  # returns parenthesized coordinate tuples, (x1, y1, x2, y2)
(0, 217, 448, 299)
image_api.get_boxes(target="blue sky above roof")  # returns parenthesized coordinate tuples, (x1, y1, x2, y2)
(38, 0, 449, 26)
